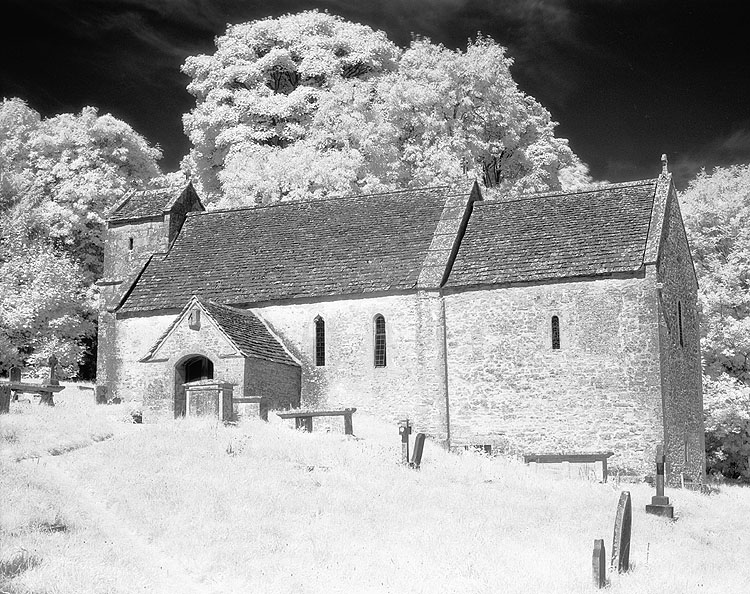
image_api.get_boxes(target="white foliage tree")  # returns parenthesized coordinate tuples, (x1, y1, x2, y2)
(182, 13, 590, 205)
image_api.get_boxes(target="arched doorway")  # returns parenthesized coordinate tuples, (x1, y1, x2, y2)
(174, 355, 214, 417)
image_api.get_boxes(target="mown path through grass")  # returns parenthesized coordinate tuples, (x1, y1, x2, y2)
(16, 430, 228, 594)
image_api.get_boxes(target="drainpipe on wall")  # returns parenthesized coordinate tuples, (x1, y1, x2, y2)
(439, 289, 451, 449)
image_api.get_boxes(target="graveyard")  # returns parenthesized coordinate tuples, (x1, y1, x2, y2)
(1, 386, 749, 593)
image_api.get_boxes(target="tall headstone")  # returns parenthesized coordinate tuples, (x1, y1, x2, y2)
(9, 367, 21, 383)
(48, 354, 59, 386)
(645, 444, 674, 518)
(0, 384, 10, 414)
(611, 491, 632, 573)
(592, 539, 606, 588)
(410, 433, 426, 469)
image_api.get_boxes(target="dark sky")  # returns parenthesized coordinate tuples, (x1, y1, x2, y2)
(2, 0, 750, 188)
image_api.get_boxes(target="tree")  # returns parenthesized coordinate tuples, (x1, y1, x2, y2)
(681, 164, 750, 479)
(681, 165, 750, 381)
(182, 10, 400, 202)
(0, 98, 163, 375)
(182, 12, 590, 206)
(0, 223, 94, 378)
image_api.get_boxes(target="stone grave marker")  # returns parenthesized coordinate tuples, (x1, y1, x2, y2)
(0, 384, 10, 414)
(48, 354, 59, 386)
(592, 539, 606, 588)
(611, 491, 632, 573)
(10, 367, 21, 383)
(645, 444, 674, 519)
(95, 385, 108, 405)
(410, 433, 426, 469)
(398, 419, 412, 465)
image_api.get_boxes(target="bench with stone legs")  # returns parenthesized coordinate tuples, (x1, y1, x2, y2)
(523, 451, 615, 482)
(276, 408, 357, 435)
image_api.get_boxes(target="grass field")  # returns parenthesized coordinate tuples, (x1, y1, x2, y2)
(1, 388, 749, 593)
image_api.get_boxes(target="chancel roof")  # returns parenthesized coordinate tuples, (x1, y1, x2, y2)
(446, 179, 658, 287)
(120, 186, 465, 313)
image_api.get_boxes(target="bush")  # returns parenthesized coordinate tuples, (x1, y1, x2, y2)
(703, 374, 750, 481)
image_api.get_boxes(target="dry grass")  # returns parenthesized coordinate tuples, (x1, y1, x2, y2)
(2, 404, 749, 593)
(0, 383, 133, 462)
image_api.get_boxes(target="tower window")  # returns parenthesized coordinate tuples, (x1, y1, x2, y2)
(551, 316, 560, 350)
(128, 237, 134, 250)
(314, 316, 325, 366)
(374, 314, 387, 367)
(678, 301, 684, 347)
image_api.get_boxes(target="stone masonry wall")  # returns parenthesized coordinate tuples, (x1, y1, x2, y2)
(444, 274, 664, 475)
(254, 291, 450, 443)
(104, 219, 168, 285)
(244, 357, 301, 410)
(110, 312, 173, 405)
(98, 219, 169, 396)
(656, 191, 706, 483)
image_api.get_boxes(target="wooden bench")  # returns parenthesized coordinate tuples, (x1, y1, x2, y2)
(5, 381, 65, 406)
(276, 408, 357, 435)
(523, 451, 614, 482)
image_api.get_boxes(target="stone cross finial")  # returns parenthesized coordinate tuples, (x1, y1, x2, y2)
(661, 154, 669, 176)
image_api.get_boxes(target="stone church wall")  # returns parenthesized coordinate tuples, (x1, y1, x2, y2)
(254, 291, 450, 443)
(656, 192, 705, 483)
(444, 274, 664, 475)
(109, 312, 174, 406)
(244, 357, 301, 411)
(104, 219, 169, 284)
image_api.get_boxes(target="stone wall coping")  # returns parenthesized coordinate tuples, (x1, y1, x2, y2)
(183, 380, 236, 388)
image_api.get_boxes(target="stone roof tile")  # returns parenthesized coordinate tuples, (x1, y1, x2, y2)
(200, 300, 298, 367)
(446, 180, 657, 287)
(120, 186, 464, 313)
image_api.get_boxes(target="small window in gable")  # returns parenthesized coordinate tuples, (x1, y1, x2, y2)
(374, 314, 387, 367)
(188, 308, 201, 330)
(551, 316, 560, 350)
(314, 316, 325, 366)
(678, 301, 684, 347)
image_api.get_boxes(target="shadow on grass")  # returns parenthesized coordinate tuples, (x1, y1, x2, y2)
(0, 549, 42, 579)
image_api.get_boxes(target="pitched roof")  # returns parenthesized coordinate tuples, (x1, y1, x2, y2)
(110, 183, 199, 222)
(119, 186, 467, 313)
(200, 300, 298, 366)
(446, 179, 658, 287)
(141, 297, 299, 366)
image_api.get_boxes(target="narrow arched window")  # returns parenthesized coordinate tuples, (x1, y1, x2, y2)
(374, 315, 387, 367)
(314, 316, 325, 366)
(678, 301, 684, 347)
(551, 316, 560, 350)
(128, 237, 134, 250)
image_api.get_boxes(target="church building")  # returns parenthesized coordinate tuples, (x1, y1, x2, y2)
(96, 161, 705, 481)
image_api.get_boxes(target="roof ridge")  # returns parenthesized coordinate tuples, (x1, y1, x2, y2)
(187, 184, 471, 217)
(478, 179, 658, 207)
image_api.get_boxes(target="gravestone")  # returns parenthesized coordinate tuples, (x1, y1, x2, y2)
(10, 367, 21, 401)
(48, 354, 59, 386)
(611, 491, 632, 573)
(95, 385, 108, 405)
(592, 539, 606, 588)
(645, 444, 674, 518)
(0, 384, 10, 414)
(410, 433, 426, 469)
(398, 419, 412, 465)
